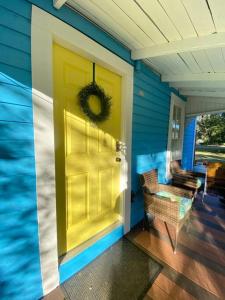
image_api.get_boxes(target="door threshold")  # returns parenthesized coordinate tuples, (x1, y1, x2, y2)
(59, 220, 122, 265)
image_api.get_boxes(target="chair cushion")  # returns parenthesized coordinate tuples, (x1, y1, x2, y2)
(197, 177, 204, 188)
(193, 164, 207, 175)
(156, 191, 192, 219)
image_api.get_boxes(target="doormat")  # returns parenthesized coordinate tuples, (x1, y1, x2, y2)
(62, 238, 162, 300)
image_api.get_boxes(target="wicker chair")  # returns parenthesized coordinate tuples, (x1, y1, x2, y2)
(170, 160, 205, 194)
(140, 169, 194, 253)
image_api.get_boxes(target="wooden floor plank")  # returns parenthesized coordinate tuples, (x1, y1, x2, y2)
(152, 218, 225, 266)
(153, 273, 197, 300)
(145, 283, 174, 300)
(134, 230, 225, 298)
(129, 193, 225, 300)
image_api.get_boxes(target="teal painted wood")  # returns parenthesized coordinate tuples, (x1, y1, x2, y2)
(131, 62, 185, 228)
(0, 44, 31, 71)
(0, 5, 31, 37)
(182, 117, 197, 170)
(0, 1, 42, 299)
(60, 226, 124, 283)
(0, 25, 31, 54)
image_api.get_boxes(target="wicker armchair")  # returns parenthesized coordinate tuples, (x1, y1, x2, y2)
(170, 160, 205, 193)
(140, 169, 193, 253)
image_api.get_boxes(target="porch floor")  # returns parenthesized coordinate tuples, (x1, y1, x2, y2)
(127, 192, 225, 300)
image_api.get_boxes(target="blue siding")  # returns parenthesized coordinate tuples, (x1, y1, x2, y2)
(131, 63, 185, 227)
(182, 117, 197, 170)
(0, 1, 42, 299)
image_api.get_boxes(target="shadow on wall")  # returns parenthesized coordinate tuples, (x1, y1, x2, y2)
(0, 73, 43, 300)
(136, 153, 167, 183)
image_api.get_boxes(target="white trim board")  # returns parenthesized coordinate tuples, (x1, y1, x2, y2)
(166, 93, 186, 179)
(53, 0, 67, 9)
(31, 5, 133, 296)
(132, 32, 225, 60)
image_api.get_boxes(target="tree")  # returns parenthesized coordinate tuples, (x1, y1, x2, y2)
(196, 113, 225, 145)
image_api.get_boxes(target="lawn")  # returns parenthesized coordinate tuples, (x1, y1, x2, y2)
(195, 150, 225, 163)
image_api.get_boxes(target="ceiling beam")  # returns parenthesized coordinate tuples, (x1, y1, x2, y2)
(53, 0, 67, 9)
(162, 73, 225, 82)
(170, 81, 225, 89)
(180, 89, 225, 98)
(132, 32, 225, 60)
(187, 109, 225, 117)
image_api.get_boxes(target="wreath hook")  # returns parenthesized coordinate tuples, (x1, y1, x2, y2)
(78, 62, 112, 123)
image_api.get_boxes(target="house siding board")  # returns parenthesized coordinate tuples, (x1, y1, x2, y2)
(0, 5, 31, 37)
(131, 66, 185, 228)
(131, 63, 175, 227)
(182, 117, 197, 170)
(0, 1, 43, 300)
(0, 0, 184, 297)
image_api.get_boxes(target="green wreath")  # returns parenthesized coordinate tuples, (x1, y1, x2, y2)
(78, 82, 112, 123)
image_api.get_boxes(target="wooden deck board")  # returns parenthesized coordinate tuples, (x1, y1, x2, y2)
(127, 194, 225, 299)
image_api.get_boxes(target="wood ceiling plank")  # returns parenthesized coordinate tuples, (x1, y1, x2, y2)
(67, 0, 142, 48)
(136, 0, 181, 41)
(206, 48, 225, 72)
(159, 0, 197, 38)
(191, 50, 214, 73)
(113, 0, 166, 44)
(150, 56, 177, 75)
(162, 53, 191, 74)
(90, 0, 154, 47)
(179, 52, 201, 73)
(143, 54, 191, 76)
(181, 0, 215, 36)
(208, 0, 225, 32)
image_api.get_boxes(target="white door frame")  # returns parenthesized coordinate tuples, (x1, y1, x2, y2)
(31, 6, 133, 296)
(166, 93, 186, 178)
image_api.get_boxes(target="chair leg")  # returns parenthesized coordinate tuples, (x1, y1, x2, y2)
(143, 212, 154, 231)
(164, 222, 174, 252)
(186, 217, 191, 233)
(174, 227, 179, 254)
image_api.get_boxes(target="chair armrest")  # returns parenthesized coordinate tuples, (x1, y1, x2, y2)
(142, 186, 152, 195)
(158, 184, 193, 198)
(172, 173, 199, 189)
(186, 171, 205, 178)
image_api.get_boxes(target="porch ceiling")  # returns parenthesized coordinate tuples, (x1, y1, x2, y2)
(59, 0, 225, 101)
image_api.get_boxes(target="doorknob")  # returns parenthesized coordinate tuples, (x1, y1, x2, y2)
(116, 140, 122, 152)
(116, 157, 121, 162)
(116, 140, 127, 154)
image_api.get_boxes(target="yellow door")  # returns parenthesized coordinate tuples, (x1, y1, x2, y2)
(53, 43, 122, 256)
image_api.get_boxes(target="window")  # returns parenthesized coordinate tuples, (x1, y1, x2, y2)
(171, 105, 182, 160)
(167, 94, 185, 177)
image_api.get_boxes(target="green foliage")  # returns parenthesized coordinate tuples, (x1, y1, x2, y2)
(197, 113, 225, 145)
(78, 82, 111, 123)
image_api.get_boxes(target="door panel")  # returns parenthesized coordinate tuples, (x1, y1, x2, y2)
(53, 43, 122, 255)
